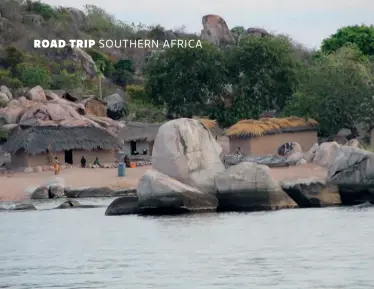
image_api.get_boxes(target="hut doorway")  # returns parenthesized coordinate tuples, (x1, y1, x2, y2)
(64, 150, 73, 164)
(130, 141, 137, 154)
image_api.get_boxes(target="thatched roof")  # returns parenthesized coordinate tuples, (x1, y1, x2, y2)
(225, 117, 318, 138)
(2, 126, 122, 155)
(80, 97, 107, 106)
(193, 117, 224, 136)
(118, 121, 163, 142)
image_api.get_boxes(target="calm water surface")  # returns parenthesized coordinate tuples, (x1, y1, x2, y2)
(1, 199, 374, 289)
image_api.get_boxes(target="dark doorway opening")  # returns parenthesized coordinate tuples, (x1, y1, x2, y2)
(130, 141, 137, 155)
(65, 150, 73, 164)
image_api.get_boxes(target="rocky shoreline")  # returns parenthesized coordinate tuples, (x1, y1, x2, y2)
(1, 119, 372, 215)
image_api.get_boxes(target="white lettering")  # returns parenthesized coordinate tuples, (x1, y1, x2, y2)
(88, 39, 95, 48)
(195, 40, 202, 48)
(69, 40, 77, 47)
(163, 40, 170, 48)
(34, 40, 41, 48)
(177, 39, 184, 48)
(98, 40, 104, 48)
(106, 39, 113, 48)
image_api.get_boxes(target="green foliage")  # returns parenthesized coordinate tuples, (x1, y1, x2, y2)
(112, 59, 134, 86)
(26, 0, 56, 20)
(1, 46, 24, 68)
(284, 46, 374, 136)
(144, 41, 228, 118)
(51, 69, 84, 90)
(322, 25, 374, 56)
(126, 99, 165, 122)
(126, 85, 149, 102)
(0, 127, 9, 142)
(0, 69, 23, 89)
(213, 36, 302, 126)
(86, 48, 114, 77)
(230, 26, 245, 45)
(16, 63, 51, 88)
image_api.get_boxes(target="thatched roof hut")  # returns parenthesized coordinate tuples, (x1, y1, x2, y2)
(225, 117, 318, 138)
(225, 117, 318, 155)
(80, 97, 107, 117)
(193, 117, 224, 136)
(3, 125, 122, 155)
(118, 121, 163, 142)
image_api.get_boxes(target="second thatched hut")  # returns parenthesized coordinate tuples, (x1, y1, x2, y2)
(225, 117, 318, 155)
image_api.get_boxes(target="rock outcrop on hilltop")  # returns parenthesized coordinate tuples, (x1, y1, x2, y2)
(201, 14, 236, 46)
(0, 85, 124, 136)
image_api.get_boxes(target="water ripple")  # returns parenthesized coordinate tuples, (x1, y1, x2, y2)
(1, 207, 374, 288)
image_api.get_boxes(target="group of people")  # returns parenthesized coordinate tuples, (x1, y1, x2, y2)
(80, 156, 102, 168)
(52, 154, 133, 175)
(52, 156, 102, 174)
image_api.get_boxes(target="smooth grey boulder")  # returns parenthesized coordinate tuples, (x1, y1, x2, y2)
(328, 146, 374, 204)
(105, 195, 139, 215)
(152, 118, 224, 193)
(137, 169, 218, 214)
(214, 162, 297, 211)
(281, 178, 340, 207)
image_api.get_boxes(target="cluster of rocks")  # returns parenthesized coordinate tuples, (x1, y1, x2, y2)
(0, 85, 124, 135)
(28, 176, 136, 200)
(105, 118, 343, 216)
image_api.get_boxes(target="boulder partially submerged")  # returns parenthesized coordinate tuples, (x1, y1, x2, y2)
(328, 146, 374, 204)
(152, 118, 225, 194)
(214, 162, 297, 211)
(105, 195, 139, 215)
(137, 169, 218, 214)
(281, 178, 340, 207)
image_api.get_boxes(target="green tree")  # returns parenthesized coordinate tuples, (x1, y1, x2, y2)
(144, 42, 228, 118)
(86, 48, 114, 77)
(51, 69, 84, 90)
(217, 35, 301, 126)
(321, 25, 374, 56)
(112, 59, 134, 87)
(284, 45, 374, 136)
(95, 60, 106, 99)
(230, 26, 245, 46)
(0, 69, 23, 89)
(2, 46, 24, 69)
(16, 63, 51, 88)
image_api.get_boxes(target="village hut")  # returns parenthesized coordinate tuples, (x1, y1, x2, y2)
(193, 117, 224, 138)
(80, 97, 107, 117)
(2, 125, 122, 169)
(225, 117, 318, 155)
(118, 122, 162, 156)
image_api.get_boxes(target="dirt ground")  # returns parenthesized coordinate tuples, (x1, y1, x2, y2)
(0, 164, 327, 202)
(0, 166, 152, 202)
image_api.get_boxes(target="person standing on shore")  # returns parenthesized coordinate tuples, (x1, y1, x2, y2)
(81, 156, 86, 168)
(54, 156, 60, 175)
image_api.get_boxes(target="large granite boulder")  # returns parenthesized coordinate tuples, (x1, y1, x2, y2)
(281, 178, 341, 207)
(64, 187, 117, 198)
(313, 142, 340, 167)
(152, 118, 225, 193)
(277, 142, 302, 156)
(25, 85, 46, 101)
(31, 186, 49, 199)
(137, 169, 218, 214)
(105, 93, 125, 120)
(105, 195, 139, 215)
(328, 146, 374, 204)
(201, 15, 235, 47)
(304, 143, 319, 162)
(214, 162, 297, 211)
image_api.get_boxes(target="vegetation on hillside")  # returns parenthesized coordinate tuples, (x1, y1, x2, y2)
(0, 1, 374, 132)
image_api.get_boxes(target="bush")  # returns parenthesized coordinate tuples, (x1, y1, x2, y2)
(0, 127, 9, 142)
(26, 0, 56, 20)
(0, 69, 23, 89)
(126, 85, 149, 102)
(51, 69, 84, 90)
(86, 48, 114, 77)
(126, 99, 165, 122)
(0, 46, 24, 68)
(16, 63, 51, 88)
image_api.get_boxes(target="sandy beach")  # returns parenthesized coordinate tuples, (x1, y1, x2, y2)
(0, 163, 328, 202)
(0, 165, 152, 202)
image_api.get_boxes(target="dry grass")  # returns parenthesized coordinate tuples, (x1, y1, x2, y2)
(225, 116, 318, 137)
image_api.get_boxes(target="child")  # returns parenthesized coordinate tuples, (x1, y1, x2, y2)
(54, 157, 60, 175)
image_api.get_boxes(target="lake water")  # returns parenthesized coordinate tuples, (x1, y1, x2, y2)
(1, 199, 374, 289)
